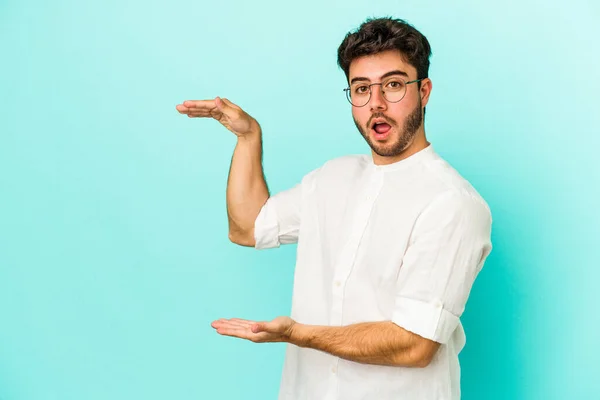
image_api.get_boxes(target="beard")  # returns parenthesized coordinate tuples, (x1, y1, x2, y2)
(354, 99, 423, 158)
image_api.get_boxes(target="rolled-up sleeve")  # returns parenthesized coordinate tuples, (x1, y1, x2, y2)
(391, 190, 493, 344)
(253, 167, 320, 250)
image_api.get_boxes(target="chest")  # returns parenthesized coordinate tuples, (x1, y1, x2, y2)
(300, 172, 427, 282)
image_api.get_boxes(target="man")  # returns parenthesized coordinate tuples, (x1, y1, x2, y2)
(176, 17, 492, 400)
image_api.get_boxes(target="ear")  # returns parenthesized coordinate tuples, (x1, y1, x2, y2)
(419, 78, 433, 109)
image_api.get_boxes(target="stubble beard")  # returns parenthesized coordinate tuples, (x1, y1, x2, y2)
(354, 99, 423, 158)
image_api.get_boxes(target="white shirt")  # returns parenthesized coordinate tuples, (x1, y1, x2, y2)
(253, 144, 493, 400)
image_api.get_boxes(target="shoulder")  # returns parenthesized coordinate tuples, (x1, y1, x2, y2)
(416, 151, 491, 218)
(410, 188, 493, 255)
(425, 189, 492, 224)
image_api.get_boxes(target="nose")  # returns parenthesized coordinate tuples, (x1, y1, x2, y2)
(369, 84, 387, 111)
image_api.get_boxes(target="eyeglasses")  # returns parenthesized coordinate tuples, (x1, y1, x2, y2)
(343, 77, 423, 107)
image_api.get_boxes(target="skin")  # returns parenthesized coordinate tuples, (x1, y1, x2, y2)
(210, 317, 440, 368)
(176, 97, 268, 246)
(349, 49, 433, 165)
(175, 49, 440, 368)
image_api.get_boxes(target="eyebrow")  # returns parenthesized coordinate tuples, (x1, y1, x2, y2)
(350, 70, 409, 85)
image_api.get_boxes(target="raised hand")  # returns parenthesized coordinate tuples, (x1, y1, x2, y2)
(211, 316, 296, 343)
(176, 97, 260, 137)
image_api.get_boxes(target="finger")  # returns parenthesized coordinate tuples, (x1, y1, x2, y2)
(180, 108, 219, 118)
(252, 321, 278, 333)
(211, 318, 252, 330)
(186, 110, 217, 118)
(215, 326, 251, 340)
(220, 97, 239, 109)
(215, 325, 271, 342)
(211, 319, 235, 328)
(254, 322, 277, 333)
(182, 100, 216, 109)
(223, 318, 256, 329)
(216, 327, 278, 343)
(254, 319, 287, 334)
(229, 318, 256, 325)
(215, 96, 242, 113)
(219, 320, 253, 329)
(176, 104, 214, 115)
(211, 319, 233, 329)
(214, 97, 228, 112)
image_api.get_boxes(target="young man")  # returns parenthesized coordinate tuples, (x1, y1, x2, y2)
(176, 17, 492, 400)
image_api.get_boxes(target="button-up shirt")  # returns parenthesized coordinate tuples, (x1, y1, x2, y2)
(253, 144, 493, 400)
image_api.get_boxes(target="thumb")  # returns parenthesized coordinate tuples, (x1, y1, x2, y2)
(251, 321, 276, 334)
(215, 96, 234, 112)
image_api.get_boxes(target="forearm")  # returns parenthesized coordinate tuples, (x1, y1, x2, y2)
(289, 321, 437, 368)
(226, 125, 269, 244)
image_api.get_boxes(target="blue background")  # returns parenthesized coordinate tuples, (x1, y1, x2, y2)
(1, 0, 599, 399)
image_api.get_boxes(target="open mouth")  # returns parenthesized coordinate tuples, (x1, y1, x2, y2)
(371, 121, 392, 140)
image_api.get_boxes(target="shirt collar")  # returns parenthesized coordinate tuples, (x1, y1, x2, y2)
(367, 144, 436, 172)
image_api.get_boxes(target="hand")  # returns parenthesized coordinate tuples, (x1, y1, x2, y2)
(175, 97, 260, 138)
(211, 316, 296, 343)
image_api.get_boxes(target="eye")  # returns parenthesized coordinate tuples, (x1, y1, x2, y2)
(354, 85, 369, 94)
(386, 80, 403, 89)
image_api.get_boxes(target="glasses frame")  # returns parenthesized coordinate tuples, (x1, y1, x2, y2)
(343, 78, 423, 107)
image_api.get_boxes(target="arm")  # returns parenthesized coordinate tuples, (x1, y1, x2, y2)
(290, 321, 440, 368)
(176, 97, 269, 247)
(226, 131, 269, 246)
(211, 317, 439, 368)
(212, 191, 492, 366)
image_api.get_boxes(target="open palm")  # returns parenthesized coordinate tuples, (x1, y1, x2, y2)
(211, 316, 296, 343)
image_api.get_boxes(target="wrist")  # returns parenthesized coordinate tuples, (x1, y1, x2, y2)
(289, 322, 311, 348)
(238, 120, 262, 143)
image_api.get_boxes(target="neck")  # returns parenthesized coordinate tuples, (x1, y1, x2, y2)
(371, 130, 430, 166)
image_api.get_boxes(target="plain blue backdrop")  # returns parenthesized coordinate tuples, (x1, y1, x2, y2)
(1, 0, 599, 399)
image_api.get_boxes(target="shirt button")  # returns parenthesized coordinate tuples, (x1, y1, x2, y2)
(334, 280, 341, 287)
(331, 366, 337, 374)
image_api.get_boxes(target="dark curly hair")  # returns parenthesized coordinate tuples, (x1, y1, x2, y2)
(337, 17, 432, 85)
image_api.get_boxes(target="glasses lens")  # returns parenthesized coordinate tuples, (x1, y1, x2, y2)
(347, 85, 370, 107)
(345, 79, 408, 106)
(382, 79, 407, 103)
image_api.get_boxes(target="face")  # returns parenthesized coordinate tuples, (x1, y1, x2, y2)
(348, 50, 432, 163)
